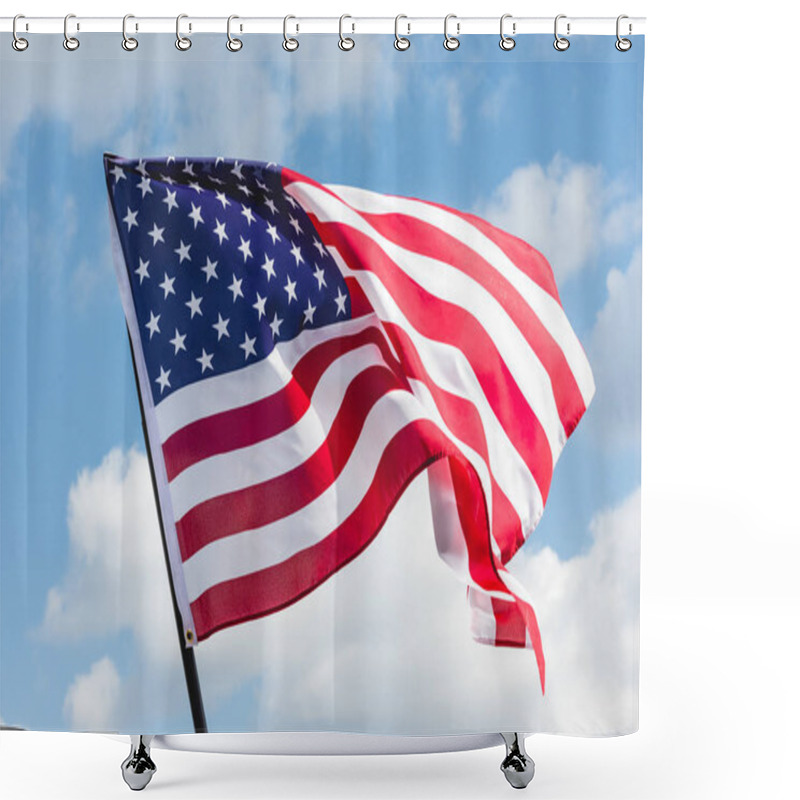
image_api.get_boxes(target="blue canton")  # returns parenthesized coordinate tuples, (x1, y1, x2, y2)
(104, 155, 351, 403)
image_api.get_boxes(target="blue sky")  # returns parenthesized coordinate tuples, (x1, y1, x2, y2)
(1, 33, 643, 734)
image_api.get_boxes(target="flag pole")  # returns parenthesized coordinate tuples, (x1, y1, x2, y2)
(127, 329, 208, 733)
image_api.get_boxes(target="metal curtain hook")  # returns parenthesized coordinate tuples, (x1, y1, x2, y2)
(339, 14, 355, 51)
(227, 15, 243, 51)
(394, 14, 410, 50)
(444, 14, 460, 51)
(176, 13, 192, 50)
(500, 14, 516, 50)
(63, 13, 80, 51)
(122, 14, 138, 51)
(616, 14, 632, 51)
(12, 14, 29, 51)
(554, 14, 570, 51)
(283, 15, 299, 51)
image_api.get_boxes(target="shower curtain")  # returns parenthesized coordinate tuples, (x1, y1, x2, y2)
(0, 27, 643, 738)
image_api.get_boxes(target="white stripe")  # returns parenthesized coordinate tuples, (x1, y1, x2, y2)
(154, 314, 378, 440)
(286, 180, 568, 460)
(325, 181, 596, 408)
(182, 389, 425, 603)
(168, 341, 392, 521)
(331, 249, 545, 534)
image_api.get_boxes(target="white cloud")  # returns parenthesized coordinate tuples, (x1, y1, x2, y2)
(510, 488, 641, 733)
(474, 155, 641, 281)
(63, 656, 121, 732)
(586, 248, 642, 448)
(42, 445, 638, 735)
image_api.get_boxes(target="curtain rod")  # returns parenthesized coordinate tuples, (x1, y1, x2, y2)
(1, 16, 646, 36)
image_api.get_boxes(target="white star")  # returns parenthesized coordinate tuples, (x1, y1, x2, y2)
(188, 181, 203, 194)
(213, 218, 228, 244)
(212, 313, 230, 340)
(135, 159, 148, 176)
(163, 188, 179, 214)
(241, 205, 255, 226)
(269, 312, 282, 339)
(159, 273, 176, 299)
(174, 240, 192, 263)
(155, 366, 171, 394)
(256, 178, 268, 192)
(238, 183, 252, 198)
(216, 191, 230, 209)
(228, 274, 244, 302)
(266, 222, 280, 245)
(188, 203, 204, 228)
(334, 286, 348, 316)
(264, 197, 277, 215)
(285, 193, 298, 210)
(231, 160, 244, 180)
(201, 257, 218, 282)
(237, 236, 253, 262)
(134, 258, 150, 283)
(161, 174, 175, 185)
(303, 299, 317, 326)
(170, 329, 187, 354)
(110, 164, 126, 184)
(166, 155, 176, 165)
(185, 291, 203, 318)
(284, 275, 297, 304)
(145, 311, 161, 339)
(312, 237, 326, 258)
(252, 292, 267, 319)
(148, 222, 165, 246)
(261, 255, 276, 280)
(290, 243, 304, 266)
(183, 159, 196, 176)
(240, 332, 257, 360)
(137, 176, 152, 198)
(215, 156, 225, 167)
(196, 348, 214, 373)
(313, 264, 327, 290)
(289, 215, 302, 236)
(123, 207, 138, 232)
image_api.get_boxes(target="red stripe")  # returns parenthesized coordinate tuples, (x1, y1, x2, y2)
(423, 199, 561, 303)
(190, 418, 454, 641)
(383, 322, 526, 561)
(162, 325, 398, 481)
(358, 210, 586, 437)
(175, 362, 410, 561)
(309, 215, 555, 504)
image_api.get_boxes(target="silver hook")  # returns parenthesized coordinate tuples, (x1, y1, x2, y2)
(227, 14, 243, 51)
(338, 14, 355, 51)
(554, 14, 570, 51)
(616, 15, 632, 51)
(12, 14, 28, 51)
(283, 15, 299, 51)
(444, 14, 460, 51)
(63, 13, 80, 51)
(394, 14, 410, 50)
(122, 14, 138, 51)
(500, 14, 516, 51)
(176, 13, 192, 50)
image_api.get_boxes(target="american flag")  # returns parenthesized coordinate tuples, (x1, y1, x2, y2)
(104, 154, 594, 693)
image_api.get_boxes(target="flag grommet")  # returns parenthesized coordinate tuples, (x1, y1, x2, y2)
(185, 629, 194, 643)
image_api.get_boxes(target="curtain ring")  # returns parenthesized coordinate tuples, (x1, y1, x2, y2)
(443, 14, 460, 51)
(227, 15, 243, 51)
(499, 14, 515, 50)
(63, 13, 80, 51)
(12, 14, 28, 52)
(176, 14, 192, 50)
(553, 14, 570, 51)
(394, 15, 410, 50)
(122, 14, 138, 51)
(283, 15, 299, 51)
(339, 14, 355, 51)
(616, 15, 632, 51)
